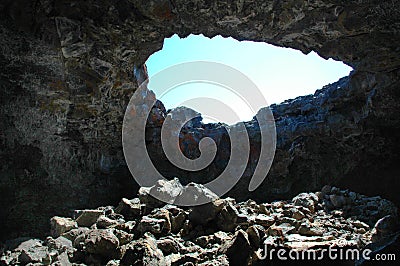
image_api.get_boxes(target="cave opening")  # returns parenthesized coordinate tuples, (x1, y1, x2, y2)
(145, 34, 353, 124)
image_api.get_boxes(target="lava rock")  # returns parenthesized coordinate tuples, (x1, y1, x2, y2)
(120, 233, 166, 266)
(75, 209, 104, 227)
(62, 227, 90, 242)
(164, 205, 187, 233)
(219, 229, 252, 266)
(268, 223, 295, 236)
(216, 201, 240, 232)
(157, 236, 181, 255)
(113, 229, 134, 246)
(292, 193, 319, 213)
(246, 225, 264, 248)
(46, 236, 73, 254)
(254, 214, 275, 228)
(139, 178, 183, 210)
(371, 215, 400, 242)
(15, 239, 50, 265)
(174, 182, 219, 206)
(115, 198, 142, 220)
(139, 216, 170, 235)
(329, 194, 346, 208)
(189, 199, 225, 226)
(96, 215, 120, 229)
(292, 208, 306, 220)
(83, 229, 120, 259)
(50, 216, 78, 238)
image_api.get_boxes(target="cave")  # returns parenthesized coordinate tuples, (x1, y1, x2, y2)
(0, 0, 399, 264)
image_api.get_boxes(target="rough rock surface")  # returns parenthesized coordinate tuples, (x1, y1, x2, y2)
(0, 0, 400, 240)
(50, 217, 78, 238)
(1, 183, 398, 265)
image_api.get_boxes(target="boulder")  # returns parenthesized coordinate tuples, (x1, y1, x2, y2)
(96, 215, 120, 229)
(120, 234, 166, 266)
(115, 198, 141, 220)
(174, 182, 219, 206)
(84, 229, 120, 259)
(46, 236, 73, 254)
(219, 230, 251, 266)
(139, 178, 183, 210)
(75, 209, 104, 227)
(292, 193, 319, 213)
(115, 221, 136, 233)
(139, 216, 170, 235)
(188, 199, 225, 226)
(246, 225, 265, 248)
(50, 216, 78, 238)
(113, 229, 134, 246)
(54, 251, 72, 265)
(180, 183, 224, 226)
(62, 227, 90, 242)
(1, 185, 399, 265)
(15, 239, 50, 265)
(371, 215, 400, 242)
(216, 201, 240, 232)
(164, 205, 187, 233)
(157, 236, 182, 255)
(195, 235, 214, 248)
(329, 194, 346, 208)
(151, 209, 172, 234)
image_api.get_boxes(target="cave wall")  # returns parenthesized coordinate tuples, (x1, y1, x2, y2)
(0, 0, 399, 240)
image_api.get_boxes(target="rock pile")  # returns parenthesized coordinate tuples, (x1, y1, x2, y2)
(1, 183, 398, 265)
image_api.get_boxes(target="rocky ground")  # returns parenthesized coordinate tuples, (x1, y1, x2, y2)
(1, 181, 399, 266)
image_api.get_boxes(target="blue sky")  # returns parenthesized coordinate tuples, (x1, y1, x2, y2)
(146, 34, 352, 123)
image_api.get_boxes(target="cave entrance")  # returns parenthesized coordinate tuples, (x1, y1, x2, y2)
(146, 34, 352, 124)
